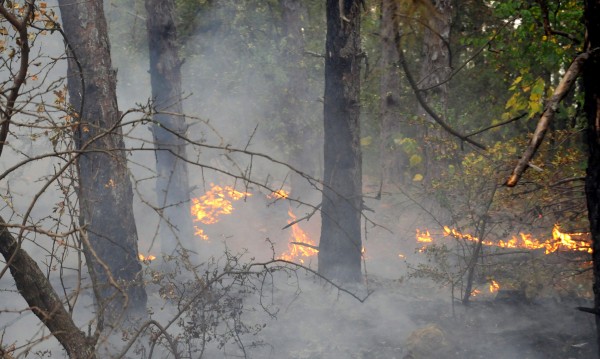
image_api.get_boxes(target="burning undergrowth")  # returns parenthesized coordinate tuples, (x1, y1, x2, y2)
(186, 183, 320, 265)
(408, 224, 593, 302)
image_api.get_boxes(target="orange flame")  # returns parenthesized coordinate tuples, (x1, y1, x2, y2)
(489, 279, 500, 293)
(268, 189, 289, 199)
(139, 254, 156, 262)
(190, 184, 252, 240)
(416, 229, 433, 243)
(279, 209, 319, 264)
(416, 224, 591, 254)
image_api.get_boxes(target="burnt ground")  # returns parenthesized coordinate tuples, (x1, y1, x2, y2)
(359, 277, 597, 359)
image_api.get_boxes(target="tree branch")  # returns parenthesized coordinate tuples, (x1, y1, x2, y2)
(396, 46, 486, 150)
(0, 1, 35, 157)
(505, 51, 591, 187)
(0, 217, 96, 359)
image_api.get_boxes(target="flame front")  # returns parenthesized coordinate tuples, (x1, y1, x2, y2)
(279, 209, 319, 264)
(189, 186, 317, 262)
(190, 184, 252, 240)
(416, 224, 591, 254)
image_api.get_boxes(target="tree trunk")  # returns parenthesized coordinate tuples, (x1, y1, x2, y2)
(380, 0, 409, 186)
(279, 0, 316, 195)
(417, 0, 453, 184)
(59, 0, 147, 320)
(318, 0, 363, 283)
(145, 0, 194, 255)
(583, 0, 600, 353)
(0, 218, 97, 358)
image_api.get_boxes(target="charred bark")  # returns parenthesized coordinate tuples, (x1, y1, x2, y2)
(0, 218, 97, 358)
(145, 0, 194, 255)
(58, 0, 147, 319)
(583, 0, 600, 354)
(318, 0, 363, 283)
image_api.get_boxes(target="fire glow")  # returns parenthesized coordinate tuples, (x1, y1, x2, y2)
(489, 279, 500, 293)
(139, 254, 156, 262)
(415, 224, 592, 254)
(189, 186, 318, 263)
(279, 208, 319, 264)
(190, 184, 252, 240)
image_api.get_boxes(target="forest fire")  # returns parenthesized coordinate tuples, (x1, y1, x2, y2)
(415, 224, 592, 255)
(189, 186, 318, 263)
(279, 208, 319, 264)
(489, 279, 500, 293)
(139, 254, 157, 262)
(190, 184, 252, 240)
(268, 189, 289, 199)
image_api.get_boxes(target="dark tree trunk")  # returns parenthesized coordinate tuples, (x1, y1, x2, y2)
(318, 0, 363, 283)
(0, 218, 97, 358)
(59, 0, 147, 319)
(145, 0, 194, 255)
(583, 0, 600, 353)
(380, 0, 408, 186)
(279, 0, 316, 195)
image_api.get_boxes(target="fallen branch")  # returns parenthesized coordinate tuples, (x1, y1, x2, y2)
(505, 51, 591, 187)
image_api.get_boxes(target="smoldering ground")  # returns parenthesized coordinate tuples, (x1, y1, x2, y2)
(0, 1, 596, 358)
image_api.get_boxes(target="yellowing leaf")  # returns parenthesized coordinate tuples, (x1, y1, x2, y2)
(413, 174, 424, 182)
(360, 136, 372, 146)
(409, 154, 422, 167)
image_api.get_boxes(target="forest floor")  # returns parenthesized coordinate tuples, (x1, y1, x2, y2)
(395, 282, 596, 359)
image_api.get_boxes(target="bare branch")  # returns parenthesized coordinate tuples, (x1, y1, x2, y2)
(396, 46, 487, 150)
(0, 217, 96, 359)
(0, 0, 35, 157)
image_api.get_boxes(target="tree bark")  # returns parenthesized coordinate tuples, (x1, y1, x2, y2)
(145, 0, 194, 255)
(0, 218, 97, 358)
(59, 0, 147, 319)
(583, 0, 600, 354)
(318, 0, 363, 283)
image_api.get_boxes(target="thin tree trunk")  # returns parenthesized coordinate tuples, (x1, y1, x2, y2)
(279, 0, 316, 195)
(318, 0, 363, 283)
(417, 0, 453, 184)
(380, 0, 408, 186)
(0, 218, 97, 358)
(583, 0, 600, 354)
(145, 0, 194, 255)
(59, 0, 147, 320)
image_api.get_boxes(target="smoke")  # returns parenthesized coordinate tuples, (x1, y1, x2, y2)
(0, 1, 595, 358)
